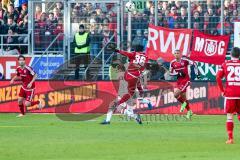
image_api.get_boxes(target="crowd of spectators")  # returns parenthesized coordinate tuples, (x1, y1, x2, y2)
(34, 2, 64, 52)
(0, 1, 28, 55)
(0, 0, 239, 55)
(70, 3, 117, 59)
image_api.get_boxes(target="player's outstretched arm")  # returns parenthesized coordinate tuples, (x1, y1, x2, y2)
(183, 57, 200, 78)
(116, 49, 134, 59)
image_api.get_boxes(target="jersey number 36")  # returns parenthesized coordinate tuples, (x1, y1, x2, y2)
(133, 55, 146, 65)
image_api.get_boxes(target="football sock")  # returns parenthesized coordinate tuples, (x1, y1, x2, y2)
(226, 119, 234, 140)
(19, 104, 25, 115)
(31, 101, 40, 106)
(185, 100, 190, 111)
(237, 114, 240, 121)
(106, 110, 113, 122)
(176, 95, 185, 104)
(122, 108, 137, 119)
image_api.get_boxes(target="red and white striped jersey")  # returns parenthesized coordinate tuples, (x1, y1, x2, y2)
(16, 65, 36, 89)
(117, 50, 148, 77)
(217, 59, 240, 98)
(169, 57, 198, 81)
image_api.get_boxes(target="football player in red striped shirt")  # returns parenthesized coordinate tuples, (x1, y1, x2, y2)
(10, 55, 42, 117)
(216, 47, 240, 144)
(101, 45, 152, 125)
(169, 50, 200, 119)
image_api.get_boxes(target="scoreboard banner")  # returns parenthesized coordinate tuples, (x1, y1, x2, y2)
(0, 56, 64, 80)
(0, 81, 224, 115)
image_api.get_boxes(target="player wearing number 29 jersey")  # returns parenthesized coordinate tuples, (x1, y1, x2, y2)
(217, 59, 240, 99)
(216, 47, 240, 144)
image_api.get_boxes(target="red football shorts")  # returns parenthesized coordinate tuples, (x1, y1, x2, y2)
(124, 72, 139, 94)
(176, 79, 190, 93)
(224, 99, 240, 114)
(19, 87, 35, 102)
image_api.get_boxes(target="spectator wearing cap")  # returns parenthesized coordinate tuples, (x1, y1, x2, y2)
(73, 24, 91, 79)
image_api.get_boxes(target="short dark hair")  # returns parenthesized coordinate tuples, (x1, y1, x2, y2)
(174, 49, 180, 54)
(231, 47, 240, 58)
(79, 24, 84, 29)
(18, 55, 25, 60)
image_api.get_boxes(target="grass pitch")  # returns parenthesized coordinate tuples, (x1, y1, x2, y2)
(0, 114, 239, 160)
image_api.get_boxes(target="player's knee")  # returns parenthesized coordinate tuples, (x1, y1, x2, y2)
(174, 92, 180, 98)
(25, 101, 31, 107)
(18, 99, 23, 105)
(128, 90, 134, 96)
(227, 113, 233, 121)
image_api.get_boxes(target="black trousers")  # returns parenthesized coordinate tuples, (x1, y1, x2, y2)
(73, 53, 90, 80)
